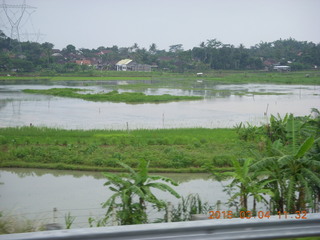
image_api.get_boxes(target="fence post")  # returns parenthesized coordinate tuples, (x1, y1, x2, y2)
(167, 202, 172, 222)
(112, 206, 118, 226)
(216, 200, 221, 211)
(53, 207, 57, 223)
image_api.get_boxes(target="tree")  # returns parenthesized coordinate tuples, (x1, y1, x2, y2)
(66, 44, 76, 54)
(169, 44, 183, 53)
(149, 43, 157, 54)
(102, 160, 180, 225)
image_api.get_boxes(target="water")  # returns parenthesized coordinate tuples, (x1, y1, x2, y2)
(0, 168, 234, 228)
(0, 83, 319, 129)
(0, 81, 318, 229)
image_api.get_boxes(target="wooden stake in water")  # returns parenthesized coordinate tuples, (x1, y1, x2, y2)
(167, 202, 172, 222)
(264, 103, 269, 116)
(53, 207, 57, 223)
(162, 113, 165, 128)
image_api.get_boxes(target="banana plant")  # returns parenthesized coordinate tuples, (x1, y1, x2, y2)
(102, 159, 180, 225)
(254, 114, 320, 213)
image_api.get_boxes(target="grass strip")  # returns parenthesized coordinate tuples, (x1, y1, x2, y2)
(0, 127, 256, 173)
(22, 88, 203, 103)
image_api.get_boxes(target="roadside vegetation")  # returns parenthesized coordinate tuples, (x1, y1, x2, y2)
(1, 110, 319, 233)
(97, 109, 320, 227)
(209, 109, 320, 215)
(101, 160, 180, 225)
(22, 88, 202, 103)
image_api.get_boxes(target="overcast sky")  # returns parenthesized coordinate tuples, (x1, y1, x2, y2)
(1, 0, 320, 50)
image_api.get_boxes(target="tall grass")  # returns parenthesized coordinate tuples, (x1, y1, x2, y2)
(0, 212, 43, 234)
(0, 127, 252, 172)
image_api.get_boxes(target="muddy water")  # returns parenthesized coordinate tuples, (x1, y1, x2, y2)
(0, 83, 319, 129)
(0, 168, 234, 228)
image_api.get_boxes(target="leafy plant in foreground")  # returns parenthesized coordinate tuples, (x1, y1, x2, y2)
(252, 114, 320, 213)
(102, 159, 180, 225)
(170, 194, 213, 222)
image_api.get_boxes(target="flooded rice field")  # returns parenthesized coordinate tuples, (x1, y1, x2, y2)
(0, 168, 233, 228)
(0, 82, 319, 129)
(0, 80, 318, 228)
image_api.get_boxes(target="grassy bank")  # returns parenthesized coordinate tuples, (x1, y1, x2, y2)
(1, 70, 320, 85)
(22, 88, 203, 103)
(0, 127, 257, 173)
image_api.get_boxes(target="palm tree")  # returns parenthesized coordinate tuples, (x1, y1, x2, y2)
(102, 160, 180, 225)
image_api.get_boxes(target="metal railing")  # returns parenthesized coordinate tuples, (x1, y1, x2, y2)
(1, 213, 320, 240)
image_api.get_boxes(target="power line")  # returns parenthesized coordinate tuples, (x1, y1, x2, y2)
(0, 0, 36, 47)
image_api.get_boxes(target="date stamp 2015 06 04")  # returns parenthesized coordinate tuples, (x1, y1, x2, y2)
(208, 210, 308, 220)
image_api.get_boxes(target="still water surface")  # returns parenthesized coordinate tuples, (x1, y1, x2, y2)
(0, 168, 235, 228)
(0, 82, 318, 228)
(0, 83, 319, 129)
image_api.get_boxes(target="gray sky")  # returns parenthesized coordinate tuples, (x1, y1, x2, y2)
(1, 0, 320, 50)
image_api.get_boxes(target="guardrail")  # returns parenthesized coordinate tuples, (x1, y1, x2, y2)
(1, 213, 320, 240)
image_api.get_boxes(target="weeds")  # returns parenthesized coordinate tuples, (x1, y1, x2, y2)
(0, 127, 252, 172)
(0, 212, 43, 234)
(22, 88, 202, 103)
(64, 212, 76, 229)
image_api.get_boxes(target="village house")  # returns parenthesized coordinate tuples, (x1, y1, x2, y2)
(75, 59, 92, 66)
(273, 65, 291, 72)
(116, 59, 151, 72)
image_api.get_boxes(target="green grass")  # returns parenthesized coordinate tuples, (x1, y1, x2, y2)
(1, 70, 320, 85)
(0, 127, 256, 173)
(204, 71, 320, 85)
(22, 88, 203, 103)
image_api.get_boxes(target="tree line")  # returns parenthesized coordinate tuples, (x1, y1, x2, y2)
(1, 30, 319, 73)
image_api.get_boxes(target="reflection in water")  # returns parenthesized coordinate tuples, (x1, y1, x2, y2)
(0, 168, 228, 228)
(0, 99, 11, 111)
(2, 168, 211, 183)
(0, 82, 319, 129)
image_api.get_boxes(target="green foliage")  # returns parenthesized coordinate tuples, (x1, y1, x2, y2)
(64, 212, 76, 229)
(22, 88, 202, 103)
(0, 127, 248, 172)
(0, 212, 43, 234)
(170, 194, 213, 222)
(102, 160, 180, 225)
(1, 28, 320, 74)
(250, 111, 320, 213)
(234, 122, 264, 141)
(230, 110, 320, 214)
(0, 135, 7, 144)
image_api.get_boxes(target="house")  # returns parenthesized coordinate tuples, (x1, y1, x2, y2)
(75, 59, 92, 66)
(96, 50, 112, 56)
(116, 59, 133, 71)
(273, 65, 291, 72)
(116, 59, 151, 72)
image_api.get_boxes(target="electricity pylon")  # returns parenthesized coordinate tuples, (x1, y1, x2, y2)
(0, 0, 36, 42)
